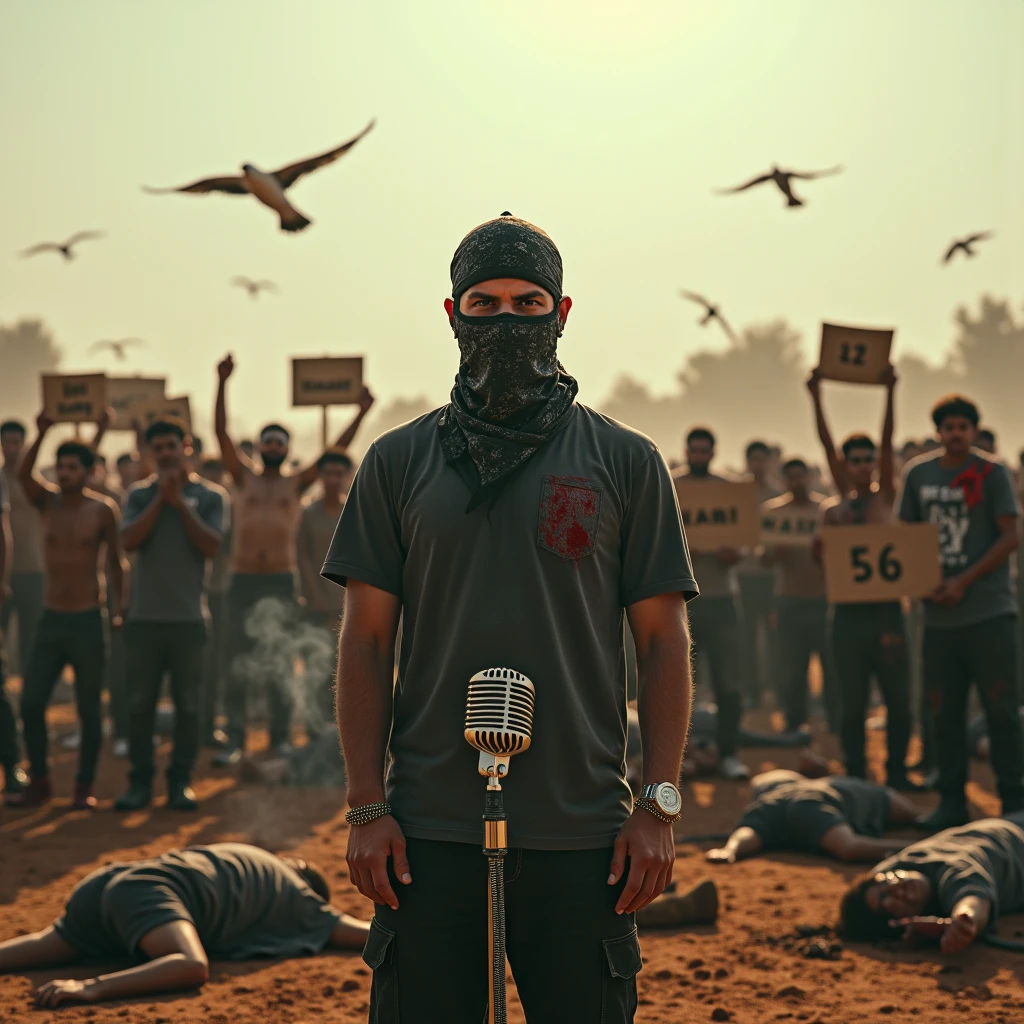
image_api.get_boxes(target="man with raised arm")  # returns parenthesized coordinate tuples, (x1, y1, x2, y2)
(213, 356, 373, 764)
(8, 413, 127, 809)
(808, 366, 914, 789)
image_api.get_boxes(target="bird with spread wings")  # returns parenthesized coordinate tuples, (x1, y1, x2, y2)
(716, 165, 843, 208)
(232, 277, 279, 299)
(89, 338, 145, 362)
(143, 120, 376, 233)
(942, 231, 994, 264)
(678, 290, 737, 342)
(19, 231, 106, 261)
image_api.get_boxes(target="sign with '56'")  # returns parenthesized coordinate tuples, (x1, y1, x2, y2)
(821, 523, 941, 603)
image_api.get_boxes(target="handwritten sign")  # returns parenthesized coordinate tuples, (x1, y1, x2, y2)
(673, 479, 760, 552)
(107, 376, 166, 430)
(292, 357, 363, 407)
(135, 395, 192, 435)
(42, 374, 108, 423)
(821, 523, 940, 603)
(761, 509, 819, 546)
(818, 322, 894, 385)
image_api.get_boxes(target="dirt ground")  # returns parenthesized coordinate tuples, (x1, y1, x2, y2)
(2, 702, 1024, 1024)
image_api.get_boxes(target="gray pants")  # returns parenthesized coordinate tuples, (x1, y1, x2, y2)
(687, 596, 742, 757)
(1, 571, 45, 678)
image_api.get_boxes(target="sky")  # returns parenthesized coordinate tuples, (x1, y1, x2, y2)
(2, 0, 1021, 448)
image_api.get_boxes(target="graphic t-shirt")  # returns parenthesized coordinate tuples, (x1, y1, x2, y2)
(898, 450, 1020, 628)
(738, 775, 890, 852)
(871, 813, 1024, 922)
(53, 843, 340, 959)
(322, 404, 697, 850)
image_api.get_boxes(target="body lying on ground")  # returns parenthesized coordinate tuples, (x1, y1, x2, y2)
(0, 842, 369, 1008)
(705, 769, 919, 864)
(837, 811, 1024, 955)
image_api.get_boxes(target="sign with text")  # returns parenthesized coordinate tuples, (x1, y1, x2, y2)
(674, 479, 761, 551)
(135, 395, 192, 434)
(818, 322, 894, 385)
(107, 376, 166, 429)
(822, 523, 940, 603)
(42, 373, 108, 423)
(761, 508, 819, 546)
(292, 356, 363, 407)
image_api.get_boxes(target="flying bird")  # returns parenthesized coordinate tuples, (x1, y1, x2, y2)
(716, 165, 843, 208)
(19, 230, 106, 261)
(678, 290, 737, 342)
(143, 120, 376, 233)
(89, 338, 145, 362)
(232, 276, 279, 299)
(942, 231, 994, 264)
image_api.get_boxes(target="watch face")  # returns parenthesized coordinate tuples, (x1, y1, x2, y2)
(656, 783, 682, 815)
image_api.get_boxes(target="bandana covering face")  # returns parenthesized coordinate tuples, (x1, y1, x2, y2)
(440, 213, 578, 511)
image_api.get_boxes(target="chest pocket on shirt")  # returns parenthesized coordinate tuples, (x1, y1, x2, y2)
(537, 475, 603, 563)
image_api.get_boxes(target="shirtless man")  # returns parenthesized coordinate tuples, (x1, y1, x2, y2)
(214, 354, 373, 763)
(809, 366, 913, 789)
(762, 458, 838, 733)
(0, 467, 23, 796)
(9, 413, 128, 809)
(705, 769, 918, 864)
(0, 842, 369, 1008)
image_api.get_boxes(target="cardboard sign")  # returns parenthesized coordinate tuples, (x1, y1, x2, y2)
(135, 395, 192, 434)
(107, 376, 166, 430)
(674, 479, 761, 552)
(42, 373, 108, 423)
(821, 523, 941, 603)
(292, 357, 363, 407)
(818, 322, 894, 385)
(761, 508, 819, 546)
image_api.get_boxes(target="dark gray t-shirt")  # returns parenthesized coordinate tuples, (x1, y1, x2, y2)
(53, 843, 340, 959)
(123, 476, 226, 622)
(738, 776, 891, 852)
(323, 404, 697, 850)
(872, 813, 1024, 922)
(898, 450, 1019, 628)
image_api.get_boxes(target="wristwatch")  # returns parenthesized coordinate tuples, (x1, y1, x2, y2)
(636, 782, 683, 823)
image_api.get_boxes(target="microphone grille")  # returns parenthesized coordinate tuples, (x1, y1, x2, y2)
(464, 667, 536, 757)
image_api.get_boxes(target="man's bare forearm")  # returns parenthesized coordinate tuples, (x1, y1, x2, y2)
(88, 954, 209, 1002)
(635, 613, 692, 785)
(336, 629, 394, 805)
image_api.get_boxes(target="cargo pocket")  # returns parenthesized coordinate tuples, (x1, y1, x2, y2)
(600, 927, 642, 1023)
(362, 918, 400, 1023)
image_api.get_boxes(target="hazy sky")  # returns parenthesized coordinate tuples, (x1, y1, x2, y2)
(2, 0, 1021, 444)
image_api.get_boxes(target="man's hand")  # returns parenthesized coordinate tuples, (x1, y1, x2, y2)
(930, 576, 967, 607)
(358, 386, 376, 414)
(36, 410, 55, 436)
(34, 978, 97, 1009)
(941, 911, 979, 954)
(217, 354, 235, 381)
(609, 810, 675, 914)
(882, 364, 898, 390)
(346, 814, 412, 911)
(705, 847, 736, 865)
(97, 406, 115, 430)
(806, 368, 822, 399)
(159, 469, 183, 508)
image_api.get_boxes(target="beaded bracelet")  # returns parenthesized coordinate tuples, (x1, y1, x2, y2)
(344, 801, 392, 827)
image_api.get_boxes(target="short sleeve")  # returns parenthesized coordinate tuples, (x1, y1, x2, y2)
(321, 444, 404, 596)
(897, 466, 921, 523)
(200, 490, 225, 534)
(987, 464, 1020, 519)
(121, 486, 152, 529)
(935, 864, 999, 919)
(620, 450, 698, 607)
(101, 875, 195, 956)
(785, 797, 847, 851)
(737, 801, 788, 850)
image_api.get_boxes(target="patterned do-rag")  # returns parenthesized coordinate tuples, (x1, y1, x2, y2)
(440, 212, 579, 512)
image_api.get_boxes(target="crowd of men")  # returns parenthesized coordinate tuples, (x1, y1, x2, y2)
(0, 355, 373, 811)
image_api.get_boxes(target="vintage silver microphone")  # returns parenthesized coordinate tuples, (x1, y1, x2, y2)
(464, 668, 536, 1024)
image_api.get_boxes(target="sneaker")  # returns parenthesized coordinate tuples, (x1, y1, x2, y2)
(167, 784, 199, 812)
(112, 738, 130, 759)
(212, 746, 243, 768)
(914, 802, 969, 832)
(114, 782, 152, 812)
(61, 732, 82, 751)
(719, 756, 751, 781)
(2, 765, 28, 797)
(72, 783, 97, 810)
(5, 775, 52, 808)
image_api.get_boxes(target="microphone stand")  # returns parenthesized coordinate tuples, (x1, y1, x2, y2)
(482, 769, 508, 1024)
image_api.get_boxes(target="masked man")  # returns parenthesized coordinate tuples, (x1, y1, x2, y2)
(324, 213, 696, 1023)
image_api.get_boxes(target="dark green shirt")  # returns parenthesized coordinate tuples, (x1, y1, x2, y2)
(54, 843, 340, 959)
(323, 404, 696, 850)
